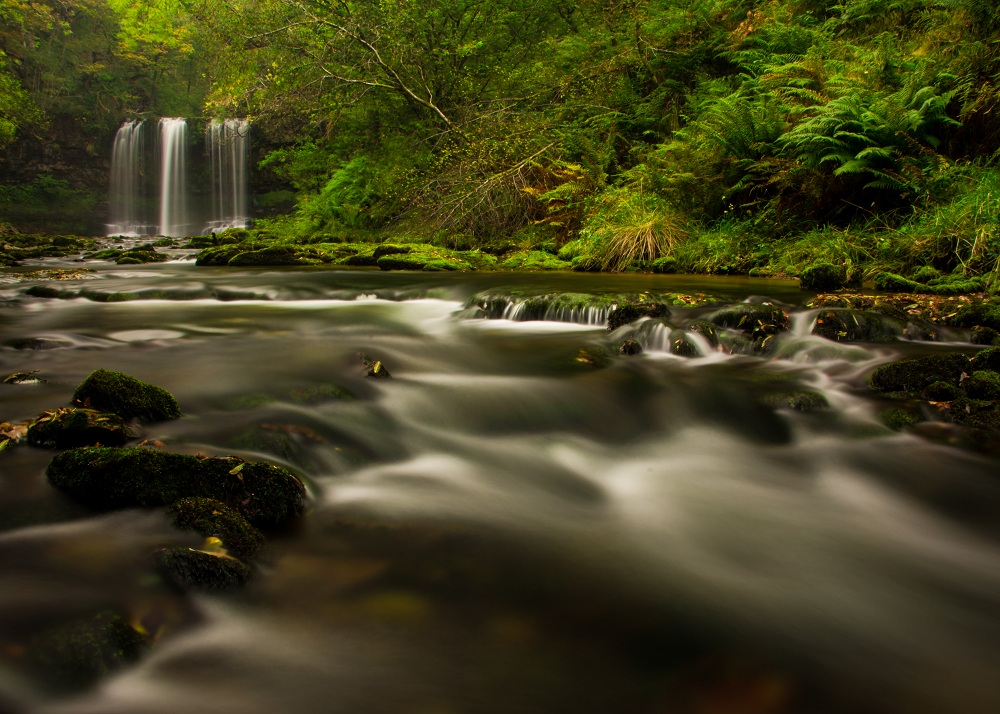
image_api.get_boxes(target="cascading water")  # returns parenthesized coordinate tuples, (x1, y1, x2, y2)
(158, 118, 189, 238)
(204, 118, 251, 233)
(107, 120, 150, 237)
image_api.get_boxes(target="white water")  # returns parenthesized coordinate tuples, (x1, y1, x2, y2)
(107, 121, 152, 237)
(1, 263, 999, 714)
(204, 119, 251, 233)
(157, 119, 189, 238)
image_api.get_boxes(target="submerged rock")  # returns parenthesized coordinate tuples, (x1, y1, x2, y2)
(26, 408, 132, 449)
(762, 390, 829, 412)
(72, 369, 181, 422)
(2, 370, 45, 384)
(154, 545, 254, 592)
(360, 354, 393, 379)
(47, 447, 307, 526)
(26, 609, 146, 691)
(709, 303, 789, 338)
(168, 497, 264, 560)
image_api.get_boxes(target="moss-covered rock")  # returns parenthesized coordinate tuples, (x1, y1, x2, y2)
(154, 546, 254, 592)
(228, 246, 316, 266)
(607, 302, 669, 331)
(879, 407, 921, 430)
(27, 408, 132, 449)
(947, 397, 1000, 430)
(971, 326, 1000, 346)
(972, 347, 1000, 372)
(922, 380, 960, 401)
(874, 272, 926, 293)
(47, 447, 307, 526)
(811, 309, 901, 343)
(651, 256, 678, 274)
(762, 390, 830, 412)
(26, 609, 146, 691)
(72, 369, 181, 422)
(168, 497, 264, 561)
(868, 353, 970, 395)
(195, 244, 246, 266)
(709, 303, 789, 334)
(618, 339, 643, 356)
(670, 331, 699, 357)
(964, 370, 1000, 400)
(499, 250, 569, 271)
(799, 262, 847, 291)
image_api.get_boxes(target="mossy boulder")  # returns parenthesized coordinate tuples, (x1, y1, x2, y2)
(709, 303, 789, 336)
(27, 408, 132, 449)
(799, 262, 847, 291)
(811, 309, 901, 343)
(972, 347, 1000, 372)
(607, 302, 670, 331)
(651, 256, 679, 274)
(47, 447, 307, 526)
(670, 331, 699, 357)
(963, 370, 1000, 400)
(72, 369, 181, 422)
(116, 246, 168, 265)
(26, 609, 146, 691)
(687, 320, 719, 348)
(868, 353, 970, 395)
(879, 407, 921, 430)
(762, 390, 829, 412)
(228, 246, 315, 266)
(971, 326, 1000, 346)
(499, 250, 569, 271)
(874, 272, 926, 293)
(618, 339, 643, 356)
(168, 497, 264, 560)
(195, 244, 245, 266)
(154, 546, 254, 592)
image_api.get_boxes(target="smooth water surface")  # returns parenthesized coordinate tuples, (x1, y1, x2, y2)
(1, 258, 999, 714)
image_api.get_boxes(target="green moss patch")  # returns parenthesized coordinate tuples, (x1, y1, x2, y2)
(27, 408, 132, 449)
(72, 369, 181, 422)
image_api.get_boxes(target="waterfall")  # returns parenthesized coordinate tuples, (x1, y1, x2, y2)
(107, 120, 150, 237)
(205, 118, 251, 233)
(158, 118, 189, 237)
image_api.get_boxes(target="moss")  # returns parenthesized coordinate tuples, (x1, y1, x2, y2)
(228, 246, 315, 266)
(910, 266, 942, 283)
(922, 380, 959, 401)
(670, 332, 699, 357)
(72, 369, 181, 422)
(372, 244, 411, 259)
(761, 390, 829, 412)
(26, 609, 146, 691)
(651, 256, 679, 274)
(947, 398, 1000, 429)
(499, 250, 569, 271)
(963, 370, 1000, 400)
(972, 347, 1000, 372)
(26, 408, 132, 449)
(868, 353, 970, 395)
(799, 262, 847, 291)
(687, 320, 719, 348)
(46, 447, 307, 526)
(971, 326, 1000, 345)
(811, 309, 901, 343)
(168, 497, 264, 560)
(874, 272, 985, 296)
(154, 546, 254, 592)
(709, 303, 790, 338)
(874, 272, 926, 293)
(195, 244, 246, 266)
(115, 256, 142, 265)
(116, 248, 168, 265)
(185, 235, 216, 248)
(607, 302, 670, 331)
(945, 301, 1000, 331)
(879, 407, 921, 430)
(423, 259, 461, 271)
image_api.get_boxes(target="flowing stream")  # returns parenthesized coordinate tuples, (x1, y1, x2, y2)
(1, 251, 999, 714)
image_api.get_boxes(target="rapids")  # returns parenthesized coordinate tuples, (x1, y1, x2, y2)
(1, 253, 999, 714)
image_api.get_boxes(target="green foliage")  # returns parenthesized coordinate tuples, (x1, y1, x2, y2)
(580, 188, 688, 272)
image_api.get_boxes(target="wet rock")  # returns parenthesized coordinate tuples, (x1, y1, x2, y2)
(26, 609, 146, 691)
(708, 303, 789, 338)
(618, 339, 643, 356)
(799, 262, 846, 291)
(762, 390, 829, 412)
(47, 447, 307, 527)
(72, 369, 181, 422)
(574, 347, 613, 368)
(228, 246, 314, 266)
(154, 545, 253, 592)
(670, 332, 698, 357)
(971, 326, 1000, 345)
(868, 353, 970, 395)
(361, 354, 393, 378)
(972, 347, 1000, 372)
(607, 302, 669, 331)
(964, 371, 1000, 400)
(879, 407, 921, 430)
(811, 309, 901, 343)
(2, 370, 45, 384)
(687, 320, 719, 348)
(168, 497, 265, 561)
(923, 380, 960, 401)
(947, 397, 1000, 430)
(26, 408, 132, 449)
(194, 244, 245, 266)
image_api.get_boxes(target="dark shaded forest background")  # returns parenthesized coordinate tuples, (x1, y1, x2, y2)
(1, 0, 998, 278)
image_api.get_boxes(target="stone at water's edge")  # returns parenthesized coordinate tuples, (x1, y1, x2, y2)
(46, 447, 306, 527)
(72, 369, 181, 423)
(154, 546, 254, 592)
(799, 262, 847, 292)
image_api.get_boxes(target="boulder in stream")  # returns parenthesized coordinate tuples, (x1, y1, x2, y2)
(799, 262, 847, 291)
(154, 545, 254, 592)
(72, 369, 181, 422)
(27, 408, 132, 449)
(168, 497, 264, 561)
(47, 447, 307, 527)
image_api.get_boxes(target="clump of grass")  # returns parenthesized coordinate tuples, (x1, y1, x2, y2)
(581, 189, 687, 271)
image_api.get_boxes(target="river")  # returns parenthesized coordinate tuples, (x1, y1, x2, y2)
(1, 251, 999, 714)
